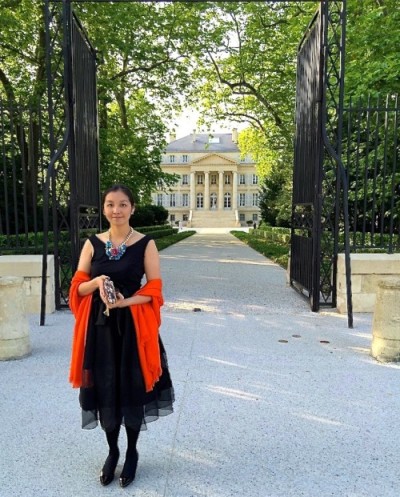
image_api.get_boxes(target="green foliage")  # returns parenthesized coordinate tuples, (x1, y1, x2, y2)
(141, 227, 177, 239)
(231, 230, 289, 269)
(252, 226, 291, 244)
(2, 0, 398, 232)
(154, 230, 196, 251)
(132, 204, 168, 227)
(0, 0, 45, 102)
(345, 0, 400, 98)
(188, 2, 315, 139)
(258, 159, 292, 227)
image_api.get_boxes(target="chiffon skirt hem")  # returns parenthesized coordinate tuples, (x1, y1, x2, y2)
(79, 301, 174, 433)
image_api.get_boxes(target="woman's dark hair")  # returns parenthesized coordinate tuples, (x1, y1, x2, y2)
(102, 184, 136, 206)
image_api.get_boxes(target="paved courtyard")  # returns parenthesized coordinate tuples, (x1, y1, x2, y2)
(1, 233, 399, 497)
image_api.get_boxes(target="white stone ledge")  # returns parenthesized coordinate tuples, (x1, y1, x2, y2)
(337, 253, 400, 313)
(0, 255, 55, 314)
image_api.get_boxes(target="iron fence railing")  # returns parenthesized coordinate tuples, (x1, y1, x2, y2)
(343, 95, 400, 253)
(0, 100, 48, 254)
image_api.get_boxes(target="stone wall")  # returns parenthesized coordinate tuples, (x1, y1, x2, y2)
(337, 253, 400, 313)
(0, 255, 55, 314)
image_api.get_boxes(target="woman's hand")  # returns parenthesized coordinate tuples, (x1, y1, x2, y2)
(77, 274, 109, 297)
(103, 291, 125, 314)
(97, 275, 110, 304)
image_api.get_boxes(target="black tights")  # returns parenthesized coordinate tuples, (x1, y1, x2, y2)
(121, 426, 140, 479)
(105, 425, 121, 456)
(104, 424, 140, 478)
(101, 425, 121, 476)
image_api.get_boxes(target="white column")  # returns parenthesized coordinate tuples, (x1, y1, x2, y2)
(190, 171, 195, 209)
(218, 171, 224, 209)
(204, 172, 210, 210)
(232, 171, 238, 209)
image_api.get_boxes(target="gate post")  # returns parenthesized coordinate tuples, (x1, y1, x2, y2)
(371, 279, 400, 362)
(0, 277, 31, 360)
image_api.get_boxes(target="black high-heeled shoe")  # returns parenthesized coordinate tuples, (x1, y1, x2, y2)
(119, 450, 139, 488)
(99, 450, 120, 486)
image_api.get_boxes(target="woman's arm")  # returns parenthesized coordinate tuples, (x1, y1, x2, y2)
(75, 239, 108, 297)
(143, 239, 161, 281)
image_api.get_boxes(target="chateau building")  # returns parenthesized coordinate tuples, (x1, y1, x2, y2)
(152, 130, 261, 228)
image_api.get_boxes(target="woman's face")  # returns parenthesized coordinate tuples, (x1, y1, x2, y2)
(103, 190, 133, 226)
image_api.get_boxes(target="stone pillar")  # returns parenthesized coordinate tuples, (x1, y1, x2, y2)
(0, 276, 31, 360)
(371, 278, 400, 362)
(190, 171, 196, 209)
(204, 172, 210, 210)
(218, 171, 224, 210)
(232, 171, 238, 209)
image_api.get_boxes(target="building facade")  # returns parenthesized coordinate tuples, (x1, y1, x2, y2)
(152, 130, 261, 228)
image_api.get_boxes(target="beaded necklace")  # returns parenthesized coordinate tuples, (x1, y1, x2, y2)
(105, 227, 133, 260)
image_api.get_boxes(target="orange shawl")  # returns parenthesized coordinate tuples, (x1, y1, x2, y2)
(69, 272, 163, 393)
(69, 271, 92, 388)
(129, 279, 163, 392)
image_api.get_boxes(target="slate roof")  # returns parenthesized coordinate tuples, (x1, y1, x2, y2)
(165, 133, 239, 153)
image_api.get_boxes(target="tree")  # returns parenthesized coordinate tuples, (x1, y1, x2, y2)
(182, 2, 316, 226)
(0, 0, 46, 103)
(345, 0, 400, 98)
(99, 93, 178, 201)
(75, 1, 206, 200)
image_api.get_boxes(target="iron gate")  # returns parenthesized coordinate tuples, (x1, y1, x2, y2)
(41, 0, 101, 323)
(40, 0, 352, 326)
(290, 0, 353, 327)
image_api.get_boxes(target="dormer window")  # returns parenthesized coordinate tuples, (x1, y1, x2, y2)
(208, 137, 220, 144)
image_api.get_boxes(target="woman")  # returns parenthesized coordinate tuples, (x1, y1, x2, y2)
(69, 184, 174, 488)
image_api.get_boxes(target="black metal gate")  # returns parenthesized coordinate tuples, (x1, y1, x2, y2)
(41, 0, 101, 323)
(40, 0, 352, 325)
(291, 0, 353, 327)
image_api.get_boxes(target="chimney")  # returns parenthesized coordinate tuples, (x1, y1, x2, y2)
(191, 129, 196, 143)
(168, 132, 176, 143)
(232, 128, 238, 143)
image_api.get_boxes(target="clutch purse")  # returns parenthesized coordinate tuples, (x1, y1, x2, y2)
(103, 277, 117, 304)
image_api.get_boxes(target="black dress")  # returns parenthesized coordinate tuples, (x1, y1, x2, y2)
(79, 234, 174, 432)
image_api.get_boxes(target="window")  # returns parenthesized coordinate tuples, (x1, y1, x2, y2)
(252, 174, 258, 185)
(157, 179, 163, 188)
(211, 174, 217, 185)
(252, 213, 258, 222)
(169, 155, 175, 163)
(183, 214, 188, 221)
(239, 213, 245, 222)
(182, 174, 188, 185)
(182, 193, 189, 207)
(157, 194, 163, 206)
(252, 193, 259, 206)
(182, 154, 188, 163)
(240, 156, 246, 163)
(239, 193, 246, 207)
(169, 194, 176, 207)
(224, 192, 231, 208)
(210, 193, 217, 209)
(224, 174, 231, 185)
(196, 193, 204, 208)
(197, 174, 204, 185)
(170, 214, 175, 222)
(239, 174, 245, 185)
(208, 137, 220, 144)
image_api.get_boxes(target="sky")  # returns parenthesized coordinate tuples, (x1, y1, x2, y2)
(170, 108, 247, 139)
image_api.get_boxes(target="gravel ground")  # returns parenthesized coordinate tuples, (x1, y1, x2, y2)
(0, 232, 399, 497)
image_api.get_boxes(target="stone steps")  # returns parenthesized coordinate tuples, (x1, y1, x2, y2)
(190, 210, 239, 227)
